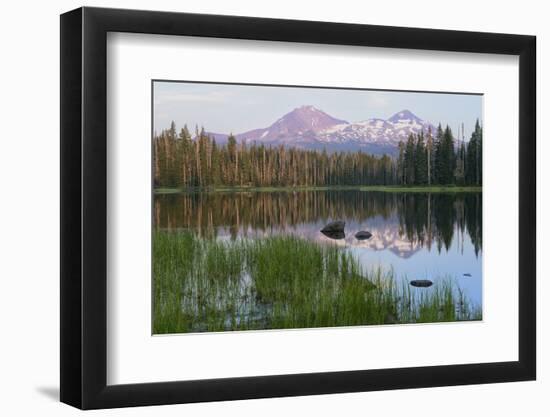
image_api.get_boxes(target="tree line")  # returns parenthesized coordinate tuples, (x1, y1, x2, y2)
(153, 120, 482, 188)
(396, 120, 482, 186)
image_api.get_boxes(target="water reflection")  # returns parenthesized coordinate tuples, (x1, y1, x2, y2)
(154, 190, 482, 256)
(154, 190, 482, 305)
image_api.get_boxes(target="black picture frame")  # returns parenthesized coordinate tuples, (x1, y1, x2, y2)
(60, 6, 536, 410)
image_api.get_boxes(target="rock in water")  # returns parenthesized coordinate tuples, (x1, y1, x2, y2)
(321, 230, 345, 240)
(410, 280, 433, 288)
(355, 231, 372, 240)
(463, 273, 472, 277)
(321, 221, 345, 233)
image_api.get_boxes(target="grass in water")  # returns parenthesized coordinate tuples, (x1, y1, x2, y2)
(153, 231, 481, 334)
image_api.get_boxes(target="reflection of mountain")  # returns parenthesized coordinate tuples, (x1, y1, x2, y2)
(352, 224, 423, 259)
(155, 190, 482, 257)
(313, 217, 422, 259)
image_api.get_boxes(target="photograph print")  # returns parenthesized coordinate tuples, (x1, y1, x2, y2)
(152, 81, 483, 334)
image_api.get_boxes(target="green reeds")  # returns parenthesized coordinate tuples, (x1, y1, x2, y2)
(153, 231, 481, 334)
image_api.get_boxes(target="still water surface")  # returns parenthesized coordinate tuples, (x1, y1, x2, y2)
(154, 190, 482, 306)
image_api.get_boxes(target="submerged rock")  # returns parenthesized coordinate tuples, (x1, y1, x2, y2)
(463, 273, 472, 277)
(321, 230, 345, 240)
(410, 279, 433, 288)
(321, 221, 345, 233)
(355, 231, 372, 240)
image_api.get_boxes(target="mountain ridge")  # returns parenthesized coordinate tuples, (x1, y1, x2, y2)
(206, 106, 437, 156)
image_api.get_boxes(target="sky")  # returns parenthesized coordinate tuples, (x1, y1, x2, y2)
(153, 81, 483, 140)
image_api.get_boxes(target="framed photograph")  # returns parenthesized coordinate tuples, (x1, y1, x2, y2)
(60, 6, 536, 409)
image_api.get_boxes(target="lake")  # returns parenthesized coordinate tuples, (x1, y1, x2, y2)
(154, 189, 482, 308)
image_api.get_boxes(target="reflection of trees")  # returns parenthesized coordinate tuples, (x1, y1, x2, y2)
(394, 193, 482, 256)
(154, 191, 482, 256)
(433, 194, 456, 251)
(464, 193, 482, 256)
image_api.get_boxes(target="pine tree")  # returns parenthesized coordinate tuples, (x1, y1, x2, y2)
(440, 126, 456, 185)
(426, 127, 433, 186)
(397, 142, 405, 185)
(475, 120, 482, 185)
(433, 124, 444, 184)
(227, 133, 237, 185)
(414, 132, 428, 185)
(465, 119, 482, 185)
(404, 134, 416, 185)
(456, 140, 466, 186)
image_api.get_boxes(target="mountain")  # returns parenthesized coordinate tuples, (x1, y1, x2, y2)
(237, 105, 348, 145)
(388, 109, 424, 124)
(316, 109, 435, 155)
(207, 107, 435, 156)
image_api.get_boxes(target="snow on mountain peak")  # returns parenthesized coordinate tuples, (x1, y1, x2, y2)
(316, 110, 434, 152)
(234, 107, 434, 156)
(388, 109, 423, 124)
